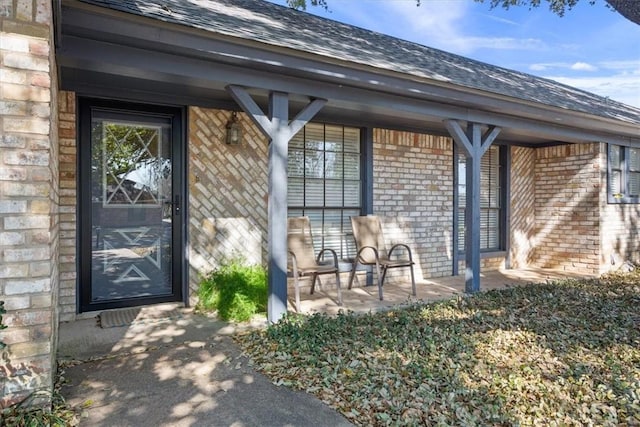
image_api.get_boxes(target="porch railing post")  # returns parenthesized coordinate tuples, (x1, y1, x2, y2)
(226, 85, 326, 322)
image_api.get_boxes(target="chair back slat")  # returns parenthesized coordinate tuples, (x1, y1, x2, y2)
(350, 216, 387, 264)
(287, 216, 317, 270)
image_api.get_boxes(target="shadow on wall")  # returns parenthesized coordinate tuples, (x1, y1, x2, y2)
(378, 216, 426, 282)
(612, 204, 640, 266)
(189, 217, 263, 302)
(527, 149, 601, 274)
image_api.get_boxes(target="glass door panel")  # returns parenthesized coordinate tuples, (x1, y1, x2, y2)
(91, 119, 172, 301)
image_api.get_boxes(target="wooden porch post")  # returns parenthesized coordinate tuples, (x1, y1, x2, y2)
(226, 85, 326, 322)
(444, 120, 501, 293)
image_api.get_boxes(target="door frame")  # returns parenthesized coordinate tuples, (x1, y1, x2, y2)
(77, 97, 187, 313)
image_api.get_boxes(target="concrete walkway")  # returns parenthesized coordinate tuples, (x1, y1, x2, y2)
(58, 310, 353, 427)
(58, 268, 590, 426)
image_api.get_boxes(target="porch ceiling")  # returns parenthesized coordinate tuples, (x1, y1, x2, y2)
(57, 0, 640, 147)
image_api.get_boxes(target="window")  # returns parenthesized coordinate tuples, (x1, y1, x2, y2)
(288, 123, 362, 260)
(608, 144, 640, 203)
(457, 145, 505, 252)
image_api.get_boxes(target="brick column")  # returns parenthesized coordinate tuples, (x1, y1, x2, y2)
(0, 0, 59, 407)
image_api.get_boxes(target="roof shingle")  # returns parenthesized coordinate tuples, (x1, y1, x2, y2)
(80, 0, 640, 125)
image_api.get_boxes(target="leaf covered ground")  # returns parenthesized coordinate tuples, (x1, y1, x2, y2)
(236, 272, 640, 426)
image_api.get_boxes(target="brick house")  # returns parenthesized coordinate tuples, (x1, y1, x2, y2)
(1, 0, 639, 407)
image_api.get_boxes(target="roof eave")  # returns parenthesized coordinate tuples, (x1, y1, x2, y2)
(59, 0, 640, 146)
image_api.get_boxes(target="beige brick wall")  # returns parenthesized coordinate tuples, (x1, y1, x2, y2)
(598, 142, 640, 271)
(0, 0, 59, 407)
(510, 146, 536, 268)
(57, 92, 76, 321)
(372, 129, 455, 280)
(531, 143, 601, 274)
(187, 107, 268, 304)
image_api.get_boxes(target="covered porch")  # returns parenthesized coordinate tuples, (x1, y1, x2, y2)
(287, 267, 596, 315)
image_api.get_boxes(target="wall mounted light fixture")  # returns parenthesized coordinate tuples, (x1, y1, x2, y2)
(225, 111, 242, 145)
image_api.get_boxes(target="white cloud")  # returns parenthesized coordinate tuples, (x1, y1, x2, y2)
(462, 36, 545, 51)
(530, 63, 548, 71)
(377, 1, 545, 55)
(547, 74, 640, 108)
(598, 59, 640, 71)
(570, 62, 597, 71)
(479, 14, 519, 26)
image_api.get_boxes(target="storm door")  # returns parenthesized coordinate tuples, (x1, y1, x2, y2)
(78, 99, 184, 312)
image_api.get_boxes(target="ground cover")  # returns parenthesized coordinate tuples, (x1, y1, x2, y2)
(237, 271, 640, 426)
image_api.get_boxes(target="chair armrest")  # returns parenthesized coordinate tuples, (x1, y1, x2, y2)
(356, 245, 380, 264)
(288, 250, 299, 276)
(317, 248, 339, 267)
(388, 243, 413, 262)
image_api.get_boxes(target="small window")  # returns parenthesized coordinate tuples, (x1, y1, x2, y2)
(608, 144, 640, 203)
(287, 123, 362, 260)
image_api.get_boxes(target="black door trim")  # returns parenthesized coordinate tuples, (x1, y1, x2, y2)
(77, 97, 186, 313)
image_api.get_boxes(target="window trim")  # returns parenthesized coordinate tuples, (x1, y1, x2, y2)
(453, 143, 509, 258)
(608, 143, 640, 204)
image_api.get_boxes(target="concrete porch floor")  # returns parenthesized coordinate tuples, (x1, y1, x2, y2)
(288, 267, 596, 315)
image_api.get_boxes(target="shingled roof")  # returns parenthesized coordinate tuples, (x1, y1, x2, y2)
(80, 0, 640, 125)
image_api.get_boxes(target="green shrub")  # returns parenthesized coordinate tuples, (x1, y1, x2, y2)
(197, 258, 267, 322)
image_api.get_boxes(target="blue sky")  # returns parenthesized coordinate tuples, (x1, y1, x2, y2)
(267, 0, 640, 108)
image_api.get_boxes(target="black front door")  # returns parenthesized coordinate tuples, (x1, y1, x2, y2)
(78, 98, 185, 312)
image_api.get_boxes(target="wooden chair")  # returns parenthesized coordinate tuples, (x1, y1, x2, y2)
(287, 216, 342, 312)
(348, 215, 416, 300)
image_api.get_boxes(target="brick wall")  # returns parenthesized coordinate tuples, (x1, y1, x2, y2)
(510, 146, 536, 268)
(0, 0, 59, 407)
(187, 107, 268, 304)
(372, 129, 454, 280)
(57, 92, 76, 321)
(598, 142, 640, 271)
(531, 143, 601, 274)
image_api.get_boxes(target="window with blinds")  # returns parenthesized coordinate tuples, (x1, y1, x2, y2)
(288, 123, 362, 260)
(457, 145, 503, 252)
(608, 144, 640, 203)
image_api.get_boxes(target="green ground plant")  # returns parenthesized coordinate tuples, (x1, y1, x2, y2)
(0, 301, 7, 350)
(237, 270, 640, 426)
(0, 371, 80, 427)
(197, 258, 267, 322)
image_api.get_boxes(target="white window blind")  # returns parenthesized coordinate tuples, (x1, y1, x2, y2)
(288, 123, 361, 259)
(458, 145, 502, 252)
(608, 144, 640, 202)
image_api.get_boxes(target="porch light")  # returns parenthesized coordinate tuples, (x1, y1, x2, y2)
(225, 111, 242, 145)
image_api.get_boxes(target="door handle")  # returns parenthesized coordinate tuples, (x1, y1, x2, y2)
(173, 195, 180, 215)
(164, 195, 181, 216)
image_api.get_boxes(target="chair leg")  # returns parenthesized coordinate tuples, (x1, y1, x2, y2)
(375, 262, 384, 301)
(310, 273, 317, 294)
(335, 271, 342, 306)
(380, 266, 388, 288)
(348, 259, 358, 290)
(409, 265, 416, 296)
(294, 275, 301, 313)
